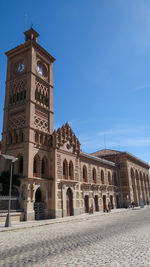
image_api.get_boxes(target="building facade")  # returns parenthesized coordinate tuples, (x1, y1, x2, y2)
(0, 28, 150, 221)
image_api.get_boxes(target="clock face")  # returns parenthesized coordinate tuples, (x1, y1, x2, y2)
(16, 62, 25, 74)
(37, 63, 45, 76)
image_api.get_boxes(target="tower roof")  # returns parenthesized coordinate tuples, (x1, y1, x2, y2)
(24, 27, 39, 42)
(5, 28, 55, 62)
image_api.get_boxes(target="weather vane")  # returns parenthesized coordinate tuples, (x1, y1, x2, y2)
(31, 20, 33, 28)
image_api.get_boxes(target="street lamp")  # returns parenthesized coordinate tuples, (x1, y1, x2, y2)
(0, 153, 18, 227)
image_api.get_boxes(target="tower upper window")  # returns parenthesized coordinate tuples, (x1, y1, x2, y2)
(37, 63, 45, 76)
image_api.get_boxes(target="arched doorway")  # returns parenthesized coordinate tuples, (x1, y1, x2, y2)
(35, 187, 42, 202)
(84, 195, 89, 213)
(94, 195, 99, 211)
(66, 188, 73, 216)
(34, 187, 44, 220)
(131, 168, 138, 205)
(103, 195, 106, 210)
(116, 195, 119, 208)
(110, 195, 113, 209)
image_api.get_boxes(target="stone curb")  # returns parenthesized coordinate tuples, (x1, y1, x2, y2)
(0, 208, 135, 233)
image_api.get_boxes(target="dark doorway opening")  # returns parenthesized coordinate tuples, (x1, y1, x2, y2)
(66, 188, 73, 216)
(34, 188, 44, 220)
(116, 195, 119, 208)
(110, 195, 114, 209)
(94, 195, 99, 211)
(35, 188, 42, 202)
(103, 195, 106, 211)
(84, 195, 89, 213)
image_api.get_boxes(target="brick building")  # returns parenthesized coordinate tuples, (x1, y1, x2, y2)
(0, 28, 150, 221)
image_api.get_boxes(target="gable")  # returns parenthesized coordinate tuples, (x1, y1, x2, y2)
(52, 122, 80, 154)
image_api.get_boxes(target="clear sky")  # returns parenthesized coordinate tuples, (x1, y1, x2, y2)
(1, 0, 150, 164)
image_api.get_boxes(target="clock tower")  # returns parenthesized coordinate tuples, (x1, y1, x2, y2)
(2, 28, 55, 220)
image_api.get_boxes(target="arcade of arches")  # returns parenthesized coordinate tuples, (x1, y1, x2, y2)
(130, 168, 150, 205)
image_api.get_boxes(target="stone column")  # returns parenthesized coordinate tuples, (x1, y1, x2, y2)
(24, 183, 35, 221)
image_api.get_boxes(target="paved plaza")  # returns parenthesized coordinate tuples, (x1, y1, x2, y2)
(0, 208, 150, 267)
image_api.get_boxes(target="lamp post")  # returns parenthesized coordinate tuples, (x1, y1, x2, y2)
(0, 154, 18, 227)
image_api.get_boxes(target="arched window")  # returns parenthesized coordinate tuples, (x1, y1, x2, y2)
(63, 161, 65, 176)
(19, 130, 24, 142)
(63, 159, 68, 179)
(108, 171, 111, 185)
(35, 132, 39, 143)
(16, 92, 19, 102)
(41, 157, 48, 177)
(130, 168, 134, 178)
(101, 170, 105, 184)
(14, 131, 18, 143)
(18, 156, 23, 173)
(92, 168, 97, 184)
(9, 132, 12, 144)
(40, 134, 43, 145)
(42, 159, 45, 175)
(44, 136, 47, 146)
(33, 154, 40, 176)
(33, 158, 37, 174)
(114, 173, 118, 186)
(69, 161, 74, 180)
(83, 165, 88, 182)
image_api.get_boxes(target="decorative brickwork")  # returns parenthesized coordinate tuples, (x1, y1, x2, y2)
(75, 158, 79, 181)
(34, 107, 49, 133)
(8, 113, 25, 130)
(9, 78, 26, 105)
(57, 154, 62, 180)
(52, 122, 80, 153)
(35, 79, 49, 107)
(34, 115, 48, 132)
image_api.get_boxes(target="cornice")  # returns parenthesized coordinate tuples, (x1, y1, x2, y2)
(5, 40, 55, 62)
(124, 152, 149, 169)
(80, 152, 116, 167)
(57, 148, 77, 157)
(5, 71, 54, 88)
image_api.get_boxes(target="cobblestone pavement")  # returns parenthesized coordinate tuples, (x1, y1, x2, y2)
(0, 208, 150, 267)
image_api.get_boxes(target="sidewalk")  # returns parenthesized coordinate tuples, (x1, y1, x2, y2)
(0, 208, 135, 232)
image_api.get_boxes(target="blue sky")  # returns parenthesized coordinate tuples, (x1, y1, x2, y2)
(1, 0, 150, 163)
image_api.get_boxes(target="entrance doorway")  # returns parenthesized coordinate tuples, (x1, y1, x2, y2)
(66, 188, 73, 216)
(103, 195, 106, 210)
(84, 195, 89, 213)
(34, 188, 44, 220)
(35, 187, 42, 202)
(110, 195, 113, 209)
(94, 195, 99, 211)
(116, 195, 119, 208)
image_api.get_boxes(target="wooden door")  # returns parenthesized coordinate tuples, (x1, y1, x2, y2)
(66, 188, 73, 216)
(84, 195, 89, 213)
(94, 195, 99, 211)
